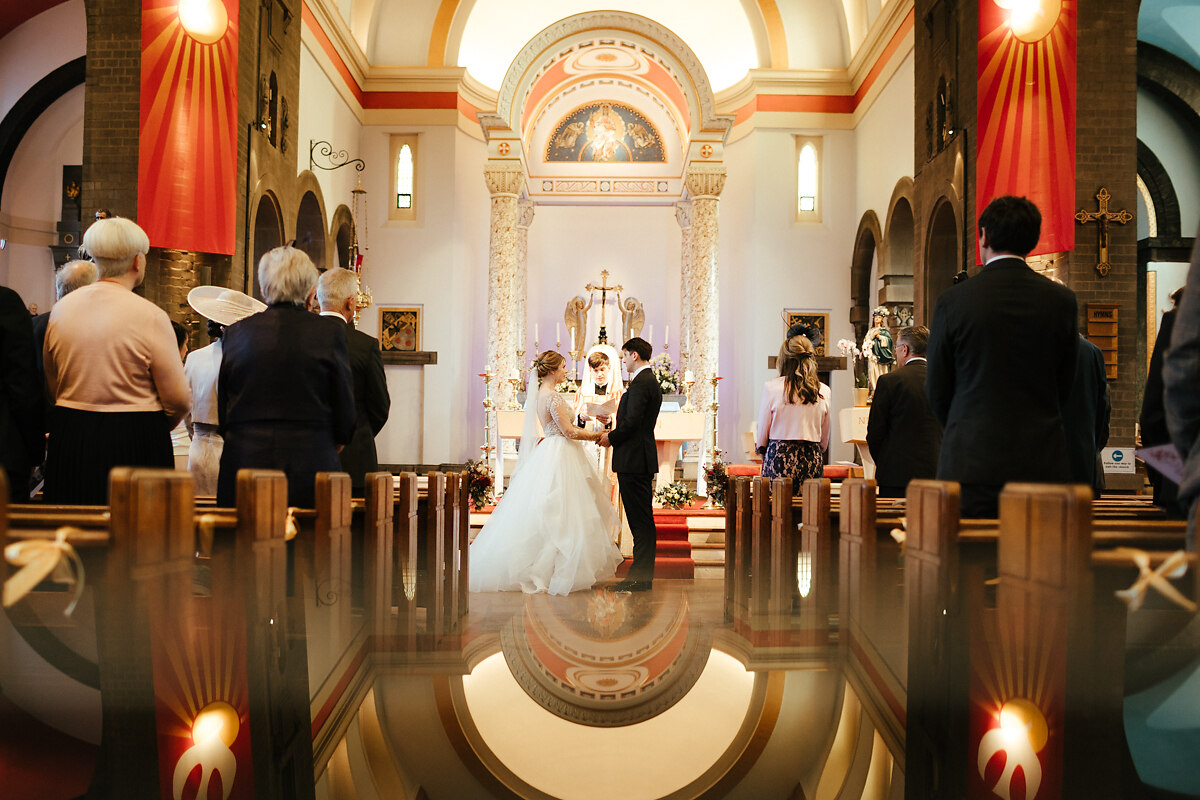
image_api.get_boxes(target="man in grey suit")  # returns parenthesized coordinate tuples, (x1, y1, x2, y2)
(926, 196, 1078, 517)
(317, 268, 390, 493)
(867, 325, 941, 498)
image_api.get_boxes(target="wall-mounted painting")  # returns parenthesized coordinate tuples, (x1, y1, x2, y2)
(545, 102, 665, 163)
(380, 306, 421, 352)
(784, 310, 829, 356)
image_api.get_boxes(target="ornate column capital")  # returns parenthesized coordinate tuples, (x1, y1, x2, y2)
(675, 201, 692, 229)
(684, 164, 726, 199)
(517, 198, 535, 228)
(484, 161, 526, 197)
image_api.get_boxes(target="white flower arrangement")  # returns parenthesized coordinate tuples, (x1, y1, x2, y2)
(654, 480, 696, 509)
(650, 353, 682, 394)
(837, 338, 861, 360)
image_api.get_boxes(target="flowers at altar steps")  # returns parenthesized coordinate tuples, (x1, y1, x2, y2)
(703, 458, 728, 509)
(464, 457, 494, 510)
(650, 353, 682, 394)
(654, 480, 696, 509)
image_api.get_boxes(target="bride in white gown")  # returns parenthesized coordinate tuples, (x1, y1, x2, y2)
(469, 350, 623, 595)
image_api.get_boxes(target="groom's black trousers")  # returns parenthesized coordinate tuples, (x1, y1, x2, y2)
(618, 472, 657, 581)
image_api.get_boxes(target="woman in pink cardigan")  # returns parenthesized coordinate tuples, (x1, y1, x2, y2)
(756, 334, 831, 492)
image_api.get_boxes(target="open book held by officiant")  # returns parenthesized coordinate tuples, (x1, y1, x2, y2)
(586, 397, 619, 418)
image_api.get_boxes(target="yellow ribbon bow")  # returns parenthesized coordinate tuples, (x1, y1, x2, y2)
(1113, 548, 1197, 614)
(3, 527, 87, 616)
(285, 508, 300, 541)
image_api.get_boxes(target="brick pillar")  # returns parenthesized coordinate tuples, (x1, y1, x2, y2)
(83, 0, 140, 223)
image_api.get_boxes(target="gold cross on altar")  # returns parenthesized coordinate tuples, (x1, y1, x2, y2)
(585, 270, 623, 344)
(1075, 187, 1132, 277)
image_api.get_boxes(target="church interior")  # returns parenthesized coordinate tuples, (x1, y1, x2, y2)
(2, 0, 1200, 797)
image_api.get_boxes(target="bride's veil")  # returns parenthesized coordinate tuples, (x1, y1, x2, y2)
(511, 367, 542, 480)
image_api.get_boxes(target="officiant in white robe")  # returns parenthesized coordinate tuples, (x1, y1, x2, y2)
(574, 344, 624, 532)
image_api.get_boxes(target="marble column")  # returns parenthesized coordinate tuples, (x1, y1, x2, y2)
(684, 164, 726, 455)
(516, 199, 535, 375)
(675, 201, 692, 375)
(483, 161, 525, 464)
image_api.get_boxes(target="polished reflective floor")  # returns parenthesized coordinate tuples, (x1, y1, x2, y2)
(4, 489, 1200, 800)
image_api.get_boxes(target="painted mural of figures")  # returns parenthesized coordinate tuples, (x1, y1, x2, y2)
(554, 121, 585, 149)
(863, 305, 896, 396)
(619, 296, 645, 344)
(564, 295, 592, 351)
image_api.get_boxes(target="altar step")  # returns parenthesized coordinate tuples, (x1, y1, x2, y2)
(615, 515, 694, 579)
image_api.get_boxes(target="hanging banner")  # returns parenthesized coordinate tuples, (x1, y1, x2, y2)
(977, 0, 1076, 259)
(139, 0, 239, 254)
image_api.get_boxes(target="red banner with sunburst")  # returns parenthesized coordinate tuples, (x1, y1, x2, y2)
(977, 0, 1076, 259)
(139, 0, 238, 254)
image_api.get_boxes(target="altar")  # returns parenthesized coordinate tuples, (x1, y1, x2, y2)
(495, 405, 705, 494)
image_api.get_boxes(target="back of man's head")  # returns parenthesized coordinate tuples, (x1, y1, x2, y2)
(55, 259, 99, 300)
(899, 325, 930, 356)
(622, 337, 652, 362)
(316, 267, 358, 313)
(978, 195, 1041, 257)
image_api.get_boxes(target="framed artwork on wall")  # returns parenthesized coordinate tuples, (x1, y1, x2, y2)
(783, 310, 829, 356)
(380, 306, 421, 352)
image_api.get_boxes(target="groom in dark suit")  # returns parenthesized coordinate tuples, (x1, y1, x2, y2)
(600, 337, 662, 592)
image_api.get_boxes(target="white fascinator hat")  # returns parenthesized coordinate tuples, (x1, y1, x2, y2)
(187, 286, 267, 326)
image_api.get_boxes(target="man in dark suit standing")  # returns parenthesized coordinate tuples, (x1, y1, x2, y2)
(866, 325, 942, 498)
(0, 285, 44, 500)
(926, 195, 1078, 517)
(317, 268, 390, 493)
(600, 337, 662, 592)
(1064, 335, 1110, 495)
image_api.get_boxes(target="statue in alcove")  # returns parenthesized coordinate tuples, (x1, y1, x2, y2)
(863, 305, 895, 396)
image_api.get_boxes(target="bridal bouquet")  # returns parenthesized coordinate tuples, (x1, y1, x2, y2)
(650, 353, 681, 394)
(465, 457, 494, 509)
(654, 480, 696, 509)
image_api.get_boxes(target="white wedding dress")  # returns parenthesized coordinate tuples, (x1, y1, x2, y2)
(469, 390, 622, 595)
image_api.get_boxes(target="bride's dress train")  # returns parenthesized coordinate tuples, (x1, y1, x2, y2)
(469, 391, 622, 595)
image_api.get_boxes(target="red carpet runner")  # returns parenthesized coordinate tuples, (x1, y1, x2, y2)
(615, 512, 694, 579)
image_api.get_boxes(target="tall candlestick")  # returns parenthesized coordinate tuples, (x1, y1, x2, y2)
(570, 329, 576, 351)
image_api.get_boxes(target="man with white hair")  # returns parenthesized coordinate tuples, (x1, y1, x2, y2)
(43, 217, 191, 504)
(33, 259, 99, 374)
(216, 246, 354, 507)
(317, 267, 390, 493)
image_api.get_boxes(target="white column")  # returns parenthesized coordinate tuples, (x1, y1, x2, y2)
(684, 164, 726, 451)
(516, 199, 535, 366)
(675, 201, 692, 373)
(483, 161, 525, 476)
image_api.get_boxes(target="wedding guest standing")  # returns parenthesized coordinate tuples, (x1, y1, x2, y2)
(0, 284, 44, 499)
(866, 325, 942, 498)
(43, 217, 191, 504)
(756, 334, 831, 493)
(216, 246, 354, 507)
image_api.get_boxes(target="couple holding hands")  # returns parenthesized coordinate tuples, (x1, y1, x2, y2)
(469, 337, 662, 595)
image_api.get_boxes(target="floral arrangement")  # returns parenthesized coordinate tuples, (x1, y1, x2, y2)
(837, 337, 869, 389)
(836, 338, 861, 361)
(465, 457, 494, 509)
(654, 480, 696, 509)
(555, 378, 576, 393)
(650, 353, 682, 394)
(703, 458, 728, 508)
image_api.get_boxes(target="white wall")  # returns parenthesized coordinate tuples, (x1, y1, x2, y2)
(0, 85, 85, 310)
(855, 50, 915, 228)
(1139, 87, 1200, 237)
(0, 0, 85, 123)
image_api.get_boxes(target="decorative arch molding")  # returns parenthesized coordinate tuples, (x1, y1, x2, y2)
(0, 56, 86, 199)
(884, 176, 916, 256)
(494, 12, 730, 139)
(849, 210, 884, 337)
(1138, 42, 1200, 144)
(328, 203, 354, 270)
(1137, 139, 1181, 241)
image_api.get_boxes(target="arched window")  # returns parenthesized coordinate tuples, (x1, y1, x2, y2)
(389, 134, 418, 221)
(795, 136, 822, 222)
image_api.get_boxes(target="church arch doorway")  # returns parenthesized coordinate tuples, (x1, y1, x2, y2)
(882, 182, 915, 328)
(296, 190, 327, 270)
(849, 211, 883, 341)
(250, 192, 283, 299)
(923, 197, 960, 315)
(329, 204, 353, 271)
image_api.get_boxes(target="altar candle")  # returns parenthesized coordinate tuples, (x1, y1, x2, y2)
(685, 369, 694, 383)
(571, 329, 576, 350)
(647, 324, 653, 346)
(556, 322, 561, 344)
(535, 323, 539, 343)
(664, 325, 669, 349)
(510, 367, 519, 380)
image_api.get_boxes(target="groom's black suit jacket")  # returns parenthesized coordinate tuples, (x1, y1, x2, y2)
(608, 367, 661, 473)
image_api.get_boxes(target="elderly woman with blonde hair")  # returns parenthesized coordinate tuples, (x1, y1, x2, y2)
(43, 217, 191, 503)
(215, 246, 354, 507)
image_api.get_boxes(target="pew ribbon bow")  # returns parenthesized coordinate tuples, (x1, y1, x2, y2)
(3, 527, 87, 616)
(1113, 548, 1196, 613)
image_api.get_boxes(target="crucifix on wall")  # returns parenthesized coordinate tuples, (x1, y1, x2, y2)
(1075, 187, 1132, 277)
